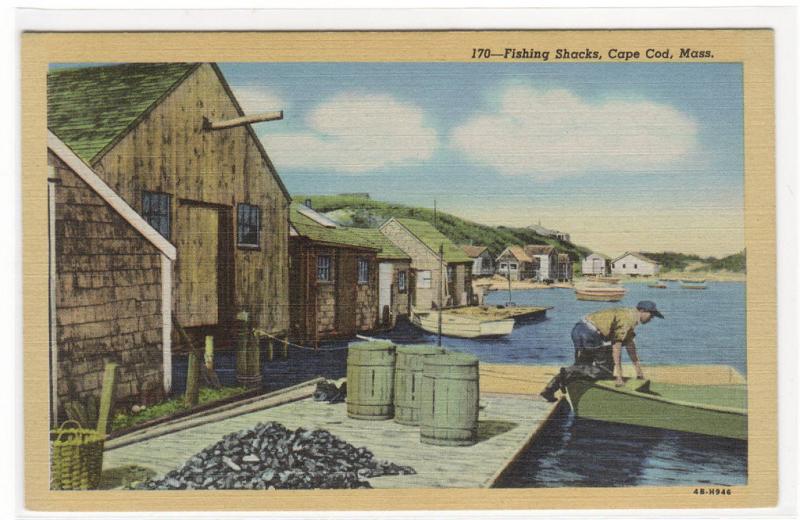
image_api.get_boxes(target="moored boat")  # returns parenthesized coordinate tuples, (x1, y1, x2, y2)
(575, 285, 627, 302)
(596, 276, 621, 284)
(565, 378, 747, 440)
(410, 308, 515, 338)
(648, 281, 668, 289)
(680, 279, 707, 290)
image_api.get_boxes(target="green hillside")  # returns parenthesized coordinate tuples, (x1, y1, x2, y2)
(295, 194, 592, 261)
(641, 250, 746, 273)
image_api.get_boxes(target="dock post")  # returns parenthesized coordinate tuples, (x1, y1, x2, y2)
(282, 335, 289, 359)
(204, 335, 214, 371)
(266, 337, 274, 362)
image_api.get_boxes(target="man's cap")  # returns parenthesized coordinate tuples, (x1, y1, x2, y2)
(636, 300, 664, 319)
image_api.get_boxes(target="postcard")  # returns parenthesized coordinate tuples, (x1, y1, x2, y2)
(20, 28, 776, 512)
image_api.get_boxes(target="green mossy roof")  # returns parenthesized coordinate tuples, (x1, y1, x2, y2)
(393, 218, 472, 263)
(347, 228, 410, 261)
(48, 63, 198, 162)
(290, 204, 378, 251)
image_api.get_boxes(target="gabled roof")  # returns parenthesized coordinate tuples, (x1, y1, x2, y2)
(290, 203, 378, 252)
(48, 63, 199, 163)
(497, 246, 533, 263)
(460, 245, 489, 258)
(381, 218, 472, 263)
(524, 245, 556, 256)
(348, 228, 411, 261)
(47, 62, 291, 201)
(585, 252, 610, 260)
(48, 131, 176, 261)
(612, 251, 660, 265)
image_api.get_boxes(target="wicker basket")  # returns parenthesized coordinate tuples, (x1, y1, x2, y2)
(50, 420, 105, 490)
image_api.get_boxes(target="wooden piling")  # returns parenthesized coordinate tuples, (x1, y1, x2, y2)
(184, 351, 200, 407)
(204, 335, 214, 371)
(266, 337, 274, 362)
(95, 361, 118, 436)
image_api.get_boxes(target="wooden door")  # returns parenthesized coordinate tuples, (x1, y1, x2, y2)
(176, 204, 220, 327)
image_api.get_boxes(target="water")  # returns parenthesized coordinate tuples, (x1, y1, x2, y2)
(173, 281, 748, 488)
(379, 281, 747, 374)
(495, 405, 747, 488)
(379, 281, 748, 487)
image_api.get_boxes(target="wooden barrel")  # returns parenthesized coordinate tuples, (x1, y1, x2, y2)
(419, 352, 480, 446)
(394, 345, 446, 425)
(346, 341, 396, 420)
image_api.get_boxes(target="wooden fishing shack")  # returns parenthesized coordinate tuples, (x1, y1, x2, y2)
(288, 204, 381, 345)
(47, 132, 177, 423)
(379, 218, 473, 310)
(47, 62, 291, 347)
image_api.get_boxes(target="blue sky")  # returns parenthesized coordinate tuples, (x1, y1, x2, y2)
(52, 62, 744, 257)
(221, 62, 744, 257)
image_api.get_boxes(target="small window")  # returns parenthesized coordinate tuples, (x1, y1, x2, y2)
(510, 263, 518, 270)
(634, 263, 638, 269)
(142, 191, 171, 239)
(357, 258, 369, 284)
(398, 270, 407, 293)
(623, 263, 626, 269)
(417, 270, 432, 289)
(500, 263, 508, 269)
(317, 255, 332, 282)
(447, 265, 455, 280)
(237, 203, 260, 248)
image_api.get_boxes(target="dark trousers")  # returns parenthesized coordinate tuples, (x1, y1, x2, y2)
(540, 322, 614, 397)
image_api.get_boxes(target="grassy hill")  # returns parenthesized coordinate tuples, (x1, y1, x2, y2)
(296, 194, 593, 261)
(641, 250, 746, 273)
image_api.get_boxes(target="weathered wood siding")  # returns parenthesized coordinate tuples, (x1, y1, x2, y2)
(50, 151, 165, 414)
(91, 63, 289, 334)
(380, 221, 443, 309)
(288, 239, 379, 343)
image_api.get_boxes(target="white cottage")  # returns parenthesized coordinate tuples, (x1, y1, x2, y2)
(611, 252, 660, 277)
(582, 253, 610, 276)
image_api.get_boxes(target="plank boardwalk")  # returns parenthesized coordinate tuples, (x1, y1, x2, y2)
(102, 363, 743, 489)
(104, 392, 557, 488)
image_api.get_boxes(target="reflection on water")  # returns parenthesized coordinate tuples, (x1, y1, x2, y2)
(495, 405, 747, 488)
(381, 282, 747, 374)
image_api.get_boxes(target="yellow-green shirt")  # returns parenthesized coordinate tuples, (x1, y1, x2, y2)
(586, 307, 640, 346)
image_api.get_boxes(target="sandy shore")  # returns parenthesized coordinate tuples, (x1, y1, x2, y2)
(474, 270, 745, 292)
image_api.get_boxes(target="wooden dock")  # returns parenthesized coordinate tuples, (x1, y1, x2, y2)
(100, 363, 744, 489)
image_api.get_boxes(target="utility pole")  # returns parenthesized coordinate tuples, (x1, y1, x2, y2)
(438, 243, 444, 347)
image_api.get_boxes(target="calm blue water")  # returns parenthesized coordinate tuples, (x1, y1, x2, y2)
(380, 281, 748, 488)
(173, 281, 748, 488)
(379, 281, 747, 375)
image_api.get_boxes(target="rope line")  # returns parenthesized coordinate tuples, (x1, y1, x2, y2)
(252, 330, 352, 352)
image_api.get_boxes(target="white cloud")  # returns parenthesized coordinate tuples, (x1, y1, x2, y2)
(231, 86, 287, 114)
(450, 85, 699, 179)
(260, 92, 438, 174)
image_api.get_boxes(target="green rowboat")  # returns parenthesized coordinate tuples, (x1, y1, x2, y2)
(565, 378, 747, 440)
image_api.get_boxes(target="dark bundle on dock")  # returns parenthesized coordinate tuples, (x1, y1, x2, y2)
(136, 421, 415, 490)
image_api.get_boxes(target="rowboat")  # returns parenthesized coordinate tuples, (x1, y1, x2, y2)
(596, 276, 621, 284)
(565, 378, 747, 440)
(680, 279, 707, 290)
(575, 285, 627, 302)
(648, 281, 668, 289)
(410, 308, 515, 338)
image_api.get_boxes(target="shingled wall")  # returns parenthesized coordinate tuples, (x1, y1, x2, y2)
(50, 151, 165, 416)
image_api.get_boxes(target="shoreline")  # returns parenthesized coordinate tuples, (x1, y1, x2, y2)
(474, 270, 745, 292)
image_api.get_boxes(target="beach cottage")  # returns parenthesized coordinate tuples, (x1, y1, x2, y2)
(461, 245, 495, 277)
(611, 252, 661, 277)
(582, 253, 610, 276)
(48, 132, 176, 423)
(524, 245, 558, 283)
(48, 62, 291, 346)
(289, 204, 381, 345)
(379, 218, 473, 309)
(349, 228, 413, 327)
(495, 246, 535, 281)
(557, 253, 574, 282)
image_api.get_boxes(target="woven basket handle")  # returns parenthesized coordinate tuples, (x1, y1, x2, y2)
(54, 419, 84, 442)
